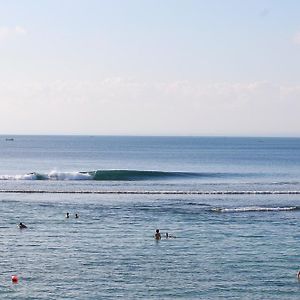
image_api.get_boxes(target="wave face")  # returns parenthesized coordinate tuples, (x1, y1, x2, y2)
(91, 170, 198, 181)
(0, 170, 200, 181)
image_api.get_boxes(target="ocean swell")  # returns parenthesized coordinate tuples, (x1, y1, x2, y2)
(0, 170, 216, 181)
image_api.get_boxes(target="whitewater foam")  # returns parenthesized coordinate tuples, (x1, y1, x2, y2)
(211, 206, 298, 213)
(48, 171, 92, 180)
(0, 190, 299, 195)
(0, 171, 93, 181)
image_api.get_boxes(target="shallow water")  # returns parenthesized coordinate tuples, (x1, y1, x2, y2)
(0, 193, 300, 299)
(0, 136, 300, 299)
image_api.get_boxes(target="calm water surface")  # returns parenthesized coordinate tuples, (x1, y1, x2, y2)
(0, 136, 300, 299)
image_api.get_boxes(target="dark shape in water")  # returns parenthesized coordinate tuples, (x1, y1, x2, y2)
(18, 222, 27, 229)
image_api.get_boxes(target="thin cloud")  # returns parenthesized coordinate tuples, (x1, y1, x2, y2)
(0, 79, 297, 136)
(0, 26, 27, 40)
(292, 32, 300, 45)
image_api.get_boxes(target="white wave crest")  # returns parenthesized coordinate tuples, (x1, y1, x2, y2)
(0, 190, 298, 195)
(0, 171, 93, 181)
(212, 206, 297, 213)
(47, 171, 92, 180)
(0, 174, 38, 180)
(17, 173, 39, 180)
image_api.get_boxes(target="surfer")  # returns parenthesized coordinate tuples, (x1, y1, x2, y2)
(75, 213, 79, 218)
(297, 270, 300, 279)
(18, 222, 27, 229)
(65, 212, 70, 218)
(154, 229, 161, 240)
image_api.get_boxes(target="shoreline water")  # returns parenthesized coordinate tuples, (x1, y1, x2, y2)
(1, 192, 300, 299)
(0, 136, 299, 299)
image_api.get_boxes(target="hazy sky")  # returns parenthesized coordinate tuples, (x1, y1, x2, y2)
(0, 0, 300, 136)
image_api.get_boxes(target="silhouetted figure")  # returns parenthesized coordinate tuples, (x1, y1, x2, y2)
(18, 222, 27, 229)
(154, 229, 161, 240)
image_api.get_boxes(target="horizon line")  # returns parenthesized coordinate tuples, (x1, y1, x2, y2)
(0, 133, 299, 139)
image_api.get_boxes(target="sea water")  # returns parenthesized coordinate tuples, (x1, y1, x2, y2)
(0, 136, 300, 299)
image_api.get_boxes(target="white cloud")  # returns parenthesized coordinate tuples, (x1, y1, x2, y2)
(15, 26, 27, 35)
(0, 26, 27, 40)
(0, 78, 298, 136)
(293, 32, 300, 45)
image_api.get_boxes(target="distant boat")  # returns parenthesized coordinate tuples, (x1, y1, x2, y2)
(5, 138, 14, 141)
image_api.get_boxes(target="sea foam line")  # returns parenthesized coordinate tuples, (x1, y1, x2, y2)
(211, 206, 298, 213)
(0, 190, 299, 195)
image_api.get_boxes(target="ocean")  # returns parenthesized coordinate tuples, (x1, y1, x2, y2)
(0, 135, 300, 299)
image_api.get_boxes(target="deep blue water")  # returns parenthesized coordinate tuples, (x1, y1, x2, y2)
(0, 136, 300, 299)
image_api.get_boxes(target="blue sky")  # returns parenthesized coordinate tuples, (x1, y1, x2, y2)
(0, 0, 299, 136)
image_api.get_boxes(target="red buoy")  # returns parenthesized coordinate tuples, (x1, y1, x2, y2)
(11, 275, 18, 283)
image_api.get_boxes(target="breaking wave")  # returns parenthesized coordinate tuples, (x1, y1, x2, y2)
(0, 170, 245, 181)
(211, 206, 299, 213)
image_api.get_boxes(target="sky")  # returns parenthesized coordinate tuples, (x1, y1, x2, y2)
(0, 0, 300, 136)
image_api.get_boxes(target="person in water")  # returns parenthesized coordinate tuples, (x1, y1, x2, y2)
(65, 212, 70, 218)
(75, 213, 79, 219)
(165, 232, 176, 239)
(18, 222, 27, 229)
(154, 229, 161, 240)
